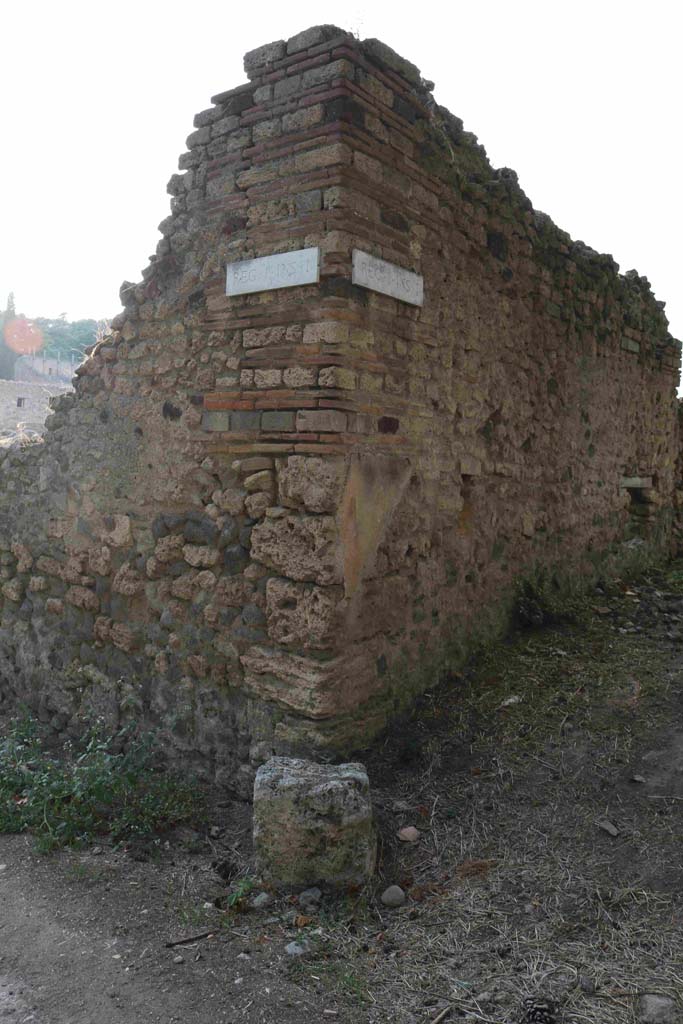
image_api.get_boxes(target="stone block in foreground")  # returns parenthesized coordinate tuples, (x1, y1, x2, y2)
(253, 757, 376, 889)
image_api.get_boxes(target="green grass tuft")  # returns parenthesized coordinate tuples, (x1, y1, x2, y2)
(0, 717, 203, 852)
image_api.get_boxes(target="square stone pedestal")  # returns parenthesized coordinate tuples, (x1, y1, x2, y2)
(253, 757, 376, 889)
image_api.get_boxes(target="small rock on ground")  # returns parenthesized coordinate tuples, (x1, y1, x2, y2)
(397, 826, 420, 842)
(298, 887, 322, 909)
(380, 885, 406, 908)
(285, 941, 307, 957)
(251, 892, 273, 910)
(638, 994, 678, 1023)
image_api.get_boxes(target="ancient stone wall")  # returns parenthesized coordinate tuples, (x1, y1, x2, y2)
(0, 26, 679, 794)
(16, 354, 77, 386)
(0, 379, 71, 435)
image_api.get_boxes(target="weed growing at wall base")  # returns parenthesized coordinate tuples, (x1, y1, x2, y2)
(0, 718, 203, 852)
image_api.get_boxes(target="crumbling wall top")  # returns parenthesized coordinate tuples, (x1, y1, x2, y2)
(228, 24, 677, 355)
(127, 25, 668, 370)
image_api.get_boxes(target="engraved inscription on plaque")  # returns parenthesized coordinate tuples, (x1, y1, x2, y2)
(351, 250, 424, 306)
(226, 247, 320, 296)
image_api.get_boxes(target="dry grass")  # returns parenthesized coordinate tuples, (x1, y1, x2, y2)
(276, 563, 683, 1023)
(294, 805, 683, 1022)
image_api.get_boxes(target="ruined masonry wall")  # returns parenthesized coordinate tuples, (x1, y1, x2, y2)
(0, 26, 679, 794)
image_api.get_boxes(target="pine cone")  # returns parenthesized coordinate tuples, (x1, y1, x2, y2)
(519, 996, 557, 1023)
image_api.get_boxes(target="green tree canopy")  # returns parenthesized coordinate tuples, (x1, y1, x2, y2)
(31, 316, 99, 360)
(0, 296, 107, 377)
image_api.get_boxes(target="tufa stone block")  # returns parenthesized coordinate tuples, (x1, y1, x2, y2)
(274, 76, 302, 101)
(243, 39, 286, 77)
(361, 37, 423, 87)
(251, 513, 342, 585)
(186, 126, 210, 149)
(235, 456, 273, 474)
(285, 107, 324, 133)
(244, 470, 274, 493)
(302, 321, 349, 345)
(283, 366, 317, 387)
(253, 757, 376, 889)
(2, 579, 23, 603)
(295, 188, 323, 215)
(286, 25, 346, 54)
(278, 456, 345, 513)
(302, 60, 354, 89)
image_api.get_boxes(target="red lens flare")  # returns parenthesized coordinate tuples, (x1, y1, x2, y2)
(3, 319, 44, 355)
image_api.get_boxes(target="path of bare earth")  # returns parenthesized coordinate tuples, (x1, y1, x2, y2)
(0, 829, 348, 1024)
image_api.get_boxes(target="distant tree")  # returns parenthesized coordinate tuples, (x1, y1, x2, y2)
(32, 316, 99, 360)
(0, 293, 19, 380)
(0, 296, 106, 379)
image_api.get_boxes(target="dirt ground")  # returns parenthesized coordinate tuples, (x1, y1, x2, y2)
(2, 563, 683, 1024)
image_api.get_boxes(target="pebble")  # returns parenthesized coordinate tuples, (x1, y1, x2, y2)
(285, 941, 307, 957)
(251, 892, 273, 910)
(380, 885, 406, 908)
(637, 994, 677, 1023)
(298, 887, 322, 909)
(398, 826, 420, 843)
(173, 955, 184, 964)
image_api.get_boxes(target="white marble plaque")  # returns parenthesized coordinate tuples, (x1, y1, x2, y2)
(620, 476, 653, 489)
(352, 250, 423, 306)
(226, 247, 320, 296)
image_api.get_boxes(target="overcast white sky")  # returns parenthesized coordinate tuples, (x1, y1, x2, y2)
(1, 0, 680, 345)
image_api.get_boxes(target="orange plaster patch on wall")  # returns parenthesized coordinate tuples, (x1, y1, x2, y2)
(339, 453, 412, 599)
